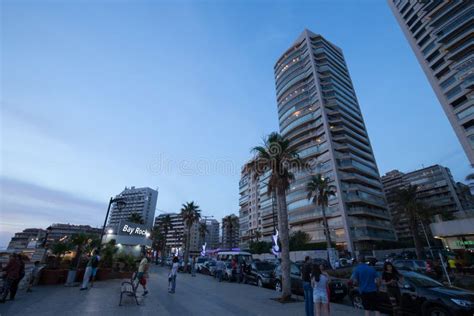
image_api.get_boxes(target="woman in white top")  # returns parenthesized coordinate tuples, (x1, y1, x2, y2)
(168, 256, 179, 293)
(312, 264, 330, 316)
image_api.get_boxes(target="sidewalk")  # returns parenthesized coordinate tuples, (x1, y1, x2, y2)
(0, 266, 363, 315)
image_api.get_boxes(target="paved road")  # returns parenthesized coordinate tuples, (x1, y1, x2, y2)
(0, 266, 363, 316)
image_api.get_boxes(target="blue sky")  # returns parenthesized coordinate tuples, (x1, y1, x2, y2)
(1, 0, 470, 248)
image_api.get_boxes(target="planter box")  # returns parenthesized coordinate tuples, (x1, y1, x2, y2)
(75, 269, 85, 282)
(96, 268, 112, 281)
(120, 271, 133, 279)
(39, 269, 68, 285)
(108, 271, 122, 279)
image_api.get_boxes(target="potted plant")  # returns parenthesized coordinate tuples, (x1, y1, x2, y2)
(65, 233, 96, 286)
(96, 239, 117, 280)
(114, 253, 137, 278)
(40, 241, 71, 285)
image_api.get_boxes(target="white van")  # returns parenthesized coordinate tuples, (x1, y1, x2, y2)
(217, 251, 252, 263)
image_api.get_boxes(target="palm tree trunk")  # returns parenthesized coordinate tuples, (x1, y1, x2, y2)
(409, 214, 424, 259)
(276, 186, 291, 300)
(184, 226, 191, 272)
(321, 204, 332, 249)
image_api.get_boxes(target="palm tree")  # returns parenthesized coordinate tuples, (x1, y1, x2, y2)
(128, 213, 145, 224)
(254, 230, 262, 242)
(160, 215, 173, 259)
(70, 233, 93, 270)
(180, 201, 201, 272)
(306, 174, 336, 251)
(51, 241, 72, 268)
(222, 215, 239, 248)
(152, 226, 165, 263)
(198, 222, 208, 245)
(392, 185, 430, 259)
(246, 132, 305, 300)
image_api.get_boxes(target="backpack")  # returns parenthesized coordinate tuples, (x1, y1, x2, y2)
(91, 256, 99, 268)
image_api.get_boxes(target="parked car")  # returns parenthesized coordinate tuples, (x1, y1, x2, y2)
(178, 260, 191, 272)
(392, 259, 441, 280)
(200, 260, 217, 276)
(272, 262, 347, 301)
(196, 257, 209, 272)
(245, 261, 275, 287)
(393, 259, 432, 273)
(349, 269, 474, 315)
(223, 262, 234, 281)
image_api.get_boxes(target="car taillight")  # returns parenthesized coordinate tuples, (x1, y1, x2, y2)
(426, 261, 432, 272)
(347, 279, 353, 287)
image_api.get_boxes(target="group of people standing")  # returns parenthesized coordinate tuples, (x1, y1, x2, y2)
(0, 254, 27, 303)
(351, 254, 403, 316)
(301, 256, 331, 316)
(302, 254, 403, 316)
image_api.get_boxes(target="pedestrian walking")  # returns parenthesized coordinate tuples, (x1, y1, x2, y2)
(215, 259, 224, 282)
(168, 256, 179, 293)
(26, 261, 41, 293)
(90, 250, 100, 288)
(351, 254, 380, 316)
(9, 254, 25, 301)
(191, 256, 196, 277)
(301, 256, 314, 316)
(137, 254, 149, 296)
(381, 262, 402, 315)
(231, 257, 237, 282)
(240, 260, 247, 283)
(0, 254, 22, 303)
(312, 264, 330, 316)
(80, 250, 100, 291)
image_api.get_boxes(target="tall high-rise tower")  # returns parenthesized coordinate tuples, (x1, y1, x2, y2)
(274, 29, 395, 252)
(108, 186, 158, 230)
(388, 0, 474, 164)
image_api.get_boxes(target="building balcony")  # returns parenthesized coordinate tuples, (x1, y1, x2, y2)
(344, 193, 386, 208)
(340, 172, 383, 189)
(346, 207, 391, 220)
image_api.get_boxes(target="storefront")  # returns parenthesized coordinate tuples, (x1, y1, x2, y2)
(102, 220, 152, 257)
(430, 217, 474, 251)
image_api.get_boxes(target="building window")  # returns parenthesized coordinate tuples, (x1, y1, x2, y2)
(457, 105, 474, 120)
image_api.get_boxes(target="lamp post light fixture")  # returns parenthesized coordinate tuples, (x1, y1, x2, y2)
(41, 226, 53, 263)
(99, 196, 126, 248)
(107, 229, 114, 234)
(41, 225, 53, 248)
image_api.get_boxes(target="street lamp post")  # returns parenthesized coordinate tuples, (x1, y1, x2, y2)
(99, 197, 126, 248)
(41, 226, 53, 263)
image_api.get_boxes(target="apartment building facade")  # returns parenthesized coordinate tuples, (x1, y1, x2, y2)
(273, 29, 396, 252)
(108, 186, 158, 230)
(382, 164, 474, 241)
(388, 0, 474, 164)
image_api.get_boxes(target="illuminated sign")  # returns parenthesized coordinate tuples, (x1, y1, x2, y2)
(118, 221, 149, 237)
(455, 240, 474, 246)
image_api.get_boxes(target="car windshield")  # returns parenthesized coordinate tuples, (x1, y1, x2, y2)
(403, 272, 442, 288)
(414, 260, 426, 268)
(197, 258, 207, 263)
(208, 261, 216, 266)
(255, 262, 274, 271)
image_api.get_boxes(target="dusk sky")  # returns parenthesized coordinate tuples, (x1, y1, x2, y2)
(1, 0, 470, 248)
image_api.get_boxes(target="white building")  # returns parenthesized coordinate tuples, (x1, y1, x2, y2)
(108, 186, 158, 230)
(104, 186, 158, 256)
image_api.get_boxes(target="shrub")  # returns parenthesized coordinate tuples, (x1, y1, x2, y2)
(115, 253, 137, 272)
(249, 241, 272, 254)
